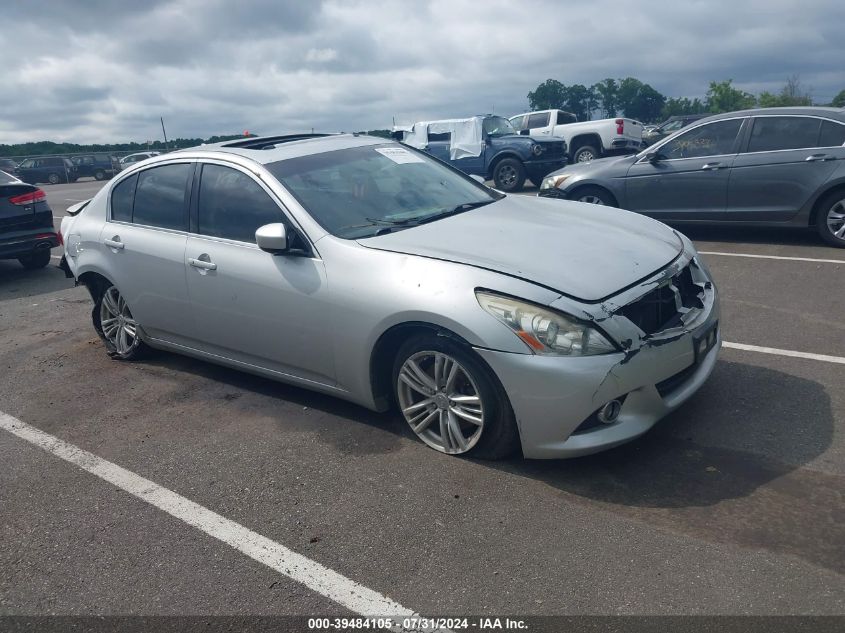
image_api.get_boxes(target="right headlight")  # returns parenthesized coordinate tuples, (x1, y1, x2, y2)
(540, 173, 570, 190)
(476, 291, 617, 356)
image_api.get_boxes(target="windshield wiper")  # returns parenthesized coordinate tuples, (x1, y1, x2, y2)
(413, 200, 496, 225)
(364, 216, 419, 226)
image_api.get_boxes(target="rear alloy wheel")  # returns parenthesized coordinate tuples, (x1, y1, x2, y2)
(47, 173, 60, 185)
(817, 191, 845, 248)
(18, 249, 51, 269)
(393, 335, 519, 459)
(573, 145, 599, 163)
(95, 285, 148, 359)
(94, 170, 105, 181)
(492, 158, 526, 192)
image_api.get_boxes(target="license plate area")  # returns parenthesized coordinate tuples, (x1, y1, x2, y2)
(693, 321, 718, 364)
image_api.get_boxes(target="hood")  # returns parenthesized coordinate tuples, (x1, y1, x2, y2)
(357, 195, 683, 302)
(546, 153, 635, 178)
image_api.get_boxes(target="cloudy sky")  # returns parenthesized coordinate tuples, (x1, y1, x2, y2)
(2, 0, 843, 144)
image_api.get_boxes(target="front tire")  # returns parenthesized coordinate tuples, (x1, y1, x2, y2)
(47, 173, 60, 185)
(18, 250, 51, 269)
(392, 334, 519, 459)
(94, 170, 105, 181)
(492, 158, 526, 192)
(93, 284, 149, 360)
(817, 190, 845, 248)
(572, 185, 616, 207)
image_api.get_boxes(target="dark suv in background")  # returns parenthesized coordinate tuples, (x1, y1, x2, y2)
(0, 158, 19, 178)
(71, 153, 121, 180)
(0, 170, 59, 268)
(16, 156, 79, 185)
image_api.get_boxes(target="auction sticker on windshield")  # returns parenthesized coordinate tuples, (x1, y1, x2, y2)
(375, 147, 425, 164)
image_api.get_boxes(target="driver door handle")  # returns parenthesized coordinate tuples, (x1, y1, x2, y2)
(103, 237, 124, 250)
(189, 257, 217, 271)
(701, 162, 724, 170)
(805, 154, 833, 162)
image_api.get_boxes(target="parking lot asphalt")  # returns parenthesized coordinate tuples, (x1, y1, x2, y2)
(1, 181, 844, 618)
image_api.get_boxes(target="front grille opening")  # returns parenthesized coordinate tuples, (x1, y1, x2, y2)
(617, 264, 704, 335)
(655, 362, 699, 397)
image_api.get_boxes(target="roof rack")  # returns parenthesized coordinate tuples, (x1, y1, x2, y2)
(222, 133, 335, 150)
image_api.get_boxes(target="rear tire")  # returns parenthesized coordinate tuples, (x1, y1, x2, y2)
(18, 250, 51, 269)
(93, 284, 150, 360)
(47, 173, 60, 185)
(94, 170, 105, 181)
(492, 158, 526, 192)
(392, 333, 519, 460)
(573, 145, 600, 163)
(816, 190, 845, 248)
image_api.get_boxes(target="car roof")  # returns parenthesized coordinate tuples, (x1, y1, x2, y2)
(697, 106, 845, 124)
(170, 133, 389, 165)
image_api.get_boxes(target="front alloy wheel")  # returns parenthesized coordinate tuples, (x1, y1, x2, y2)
(97, 285, 146, 358)
(397, 351, 484, 454)
(393, 335, 519, 459)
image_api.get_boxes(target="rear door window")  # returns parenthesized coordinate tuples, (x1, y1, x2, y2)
(819, 120, 845, 147)
(527, 112, 550, 129)
(110, 174, 138, 222)
(132, 163, 191, 230)
(197, 164, 283, 243)
(556, 111, 576, 125)
(747, 116, 822, 152)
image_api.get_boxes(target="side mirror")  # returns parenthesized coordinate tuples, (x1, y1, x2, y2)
(646, 151, 661, 163)
(255, 223, 288, 254)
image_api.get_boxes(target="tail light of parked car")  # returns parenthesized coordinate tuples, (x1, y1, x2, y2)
(615, 119, 624, 135)
(9, 189, 46, 205)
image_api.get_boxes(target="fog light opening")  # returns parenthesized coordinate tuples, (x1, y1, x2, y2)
(597, 399, 622, 425)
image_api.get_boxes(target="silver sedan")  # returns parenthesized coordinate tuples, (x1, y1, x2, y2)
(60, 133, 720, 459)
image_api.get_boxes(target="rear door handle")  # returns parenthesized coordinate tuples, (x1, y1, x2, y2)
(701, 162, 724, 170)
(103, 237, 124, 250)
(806, 154, 833, 162)
(189, 257, 217, 271)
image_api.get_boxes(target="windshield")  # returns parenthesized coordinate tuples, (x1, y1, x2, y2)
(266, 143, 500, 239)
(483, 116, 517, 137)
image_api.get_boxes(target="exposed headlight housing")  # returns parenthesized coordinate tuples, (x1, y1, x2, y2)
(540, 173, 570, 190)
(475, 291, 617, 356)
(531, 143, 544, 156)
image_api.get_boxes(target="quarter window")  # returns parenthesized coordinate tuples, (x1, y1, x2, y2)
(747, 116, 821, 152)
(110, 174, 137, 222)
(527, 112, 550, 129)
(197, 164, 283, 243)
(132, 163, 191, 230)
(819, 120, 845, 147)
(658, 119, 743, 159)
(556, 111, 577, 125)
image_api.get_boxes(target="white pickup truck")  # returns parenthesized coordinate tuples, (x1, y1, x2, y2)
(509, 109, 644, 164)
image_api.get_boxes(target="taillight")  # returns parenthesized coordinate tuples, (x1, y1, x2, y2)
(57, 230, 64, 245)
(9, 189, 46, 206)
(615, 119, 624, 135)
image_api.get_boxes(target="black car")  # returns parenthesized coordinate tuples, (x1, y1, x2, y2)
(0, 158, 19, 178)
(0, 170, 59, 269)
(71, 153, 121, 180)
(642, 114, 710, 147)
(16, 156, 79, 185)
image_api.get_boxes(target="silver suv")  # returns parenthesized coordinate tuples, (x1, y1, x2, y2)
(61, 134, 719, 459)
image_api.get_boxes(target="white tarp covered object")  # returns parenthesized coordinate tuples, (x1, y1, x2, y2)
(397, 117, 484, 160)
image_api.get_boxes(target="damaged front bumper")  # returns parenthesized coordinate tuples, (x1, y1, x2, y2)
(475, 252, 720, 459)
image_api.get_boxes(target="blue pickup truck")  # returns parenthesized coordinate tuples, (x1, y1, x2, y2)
(395, 115, 567, 192)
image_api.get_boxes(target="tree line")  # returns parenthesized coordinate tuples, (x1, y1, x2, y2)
(527, 75, 845, 124)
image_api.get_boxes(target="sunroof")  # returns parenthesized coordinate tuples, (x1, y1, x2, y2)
(222, 134, 334, 150)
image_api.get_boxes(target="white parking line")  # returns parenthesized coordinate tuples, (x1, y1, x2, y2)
(723, 341, 845, 365)
(0, 412, 436, 629)
(50, 255, 61, 260)
(699, 251, 845, 265)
